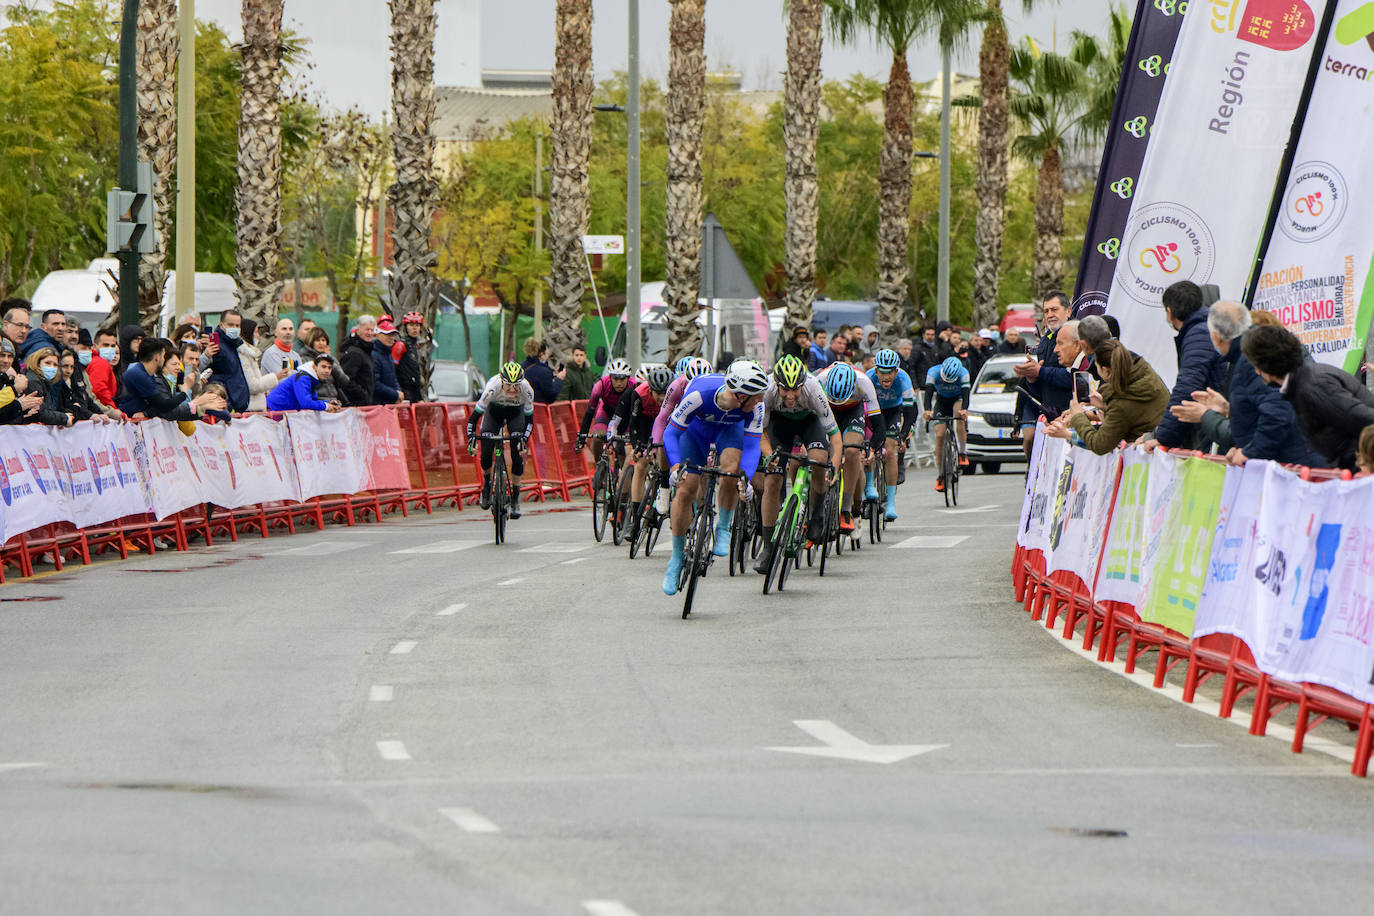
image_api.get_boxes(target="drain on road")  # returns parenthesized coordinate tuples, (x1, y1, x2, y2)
(83, 782, 274, 799)
(1051, 827, 1128, 838)
(0, 596, 61, 602)
(122, 555, 265, 574)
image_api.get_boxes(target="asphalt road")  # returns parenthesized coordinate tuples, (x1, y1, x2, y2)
(2, 467, 1373, 915)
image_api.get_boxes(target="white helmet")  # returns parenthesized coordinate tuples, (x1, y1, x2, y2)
(683, 357, 712, 380)
(605, 358, 633, 379)
(724, 359, 768, 396)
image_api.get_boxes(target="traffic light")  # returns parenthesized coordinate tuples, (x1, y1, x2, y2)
(106, 160, 156, 254)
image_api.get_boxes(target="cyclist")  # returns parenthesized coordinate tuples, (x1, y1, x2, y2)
(923, 356, 971, 492)
(608, 363, 674, 531)
(648, 356, 712, 515)
(660, 360, 769, 596)
(753, 354, 841, 575)
(575, 358, 635, 467)
(867, 348, 919, 521)
(466, 362, 535, 517)
(815, 360, 885, 533)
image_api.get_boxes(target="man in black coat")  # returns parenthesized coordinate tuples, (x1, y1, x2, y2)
(521, 338, 564, 404)
(1145, 281, 1225, 449)
(1011, 292, 1072, 457)
(337, 317, 378, 406)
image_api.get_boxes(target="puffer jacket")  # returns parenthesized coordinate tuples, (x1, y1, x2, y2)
(1070, 352, 1170, 455)
(1153, 307, 1225, 448)
(1282, 360, 1374, 470)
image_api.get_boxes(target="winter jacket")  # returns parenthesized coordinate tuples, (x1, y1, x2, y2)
(1281, 361, 1374, 470)
(1023, 328, 1072, 421)
(371, 338, 402, 403)
(1069, 352, 1169, 455)
(21, 371, 70, 426)
(558, 362, 597, 402)
(266, 365, 330, 411)
(1152, 307, 1225, 448)
(522, 355, 562, 404)
(301, 345, 348, 404)
(338, 336, 375, 406)
(119, 362, 190, 419)
(236, 341, 279, 412)
(86, 354, 119, 409)
(18, 327, 66, 361)
(396, 334, 426, 403)
(204, 328, 251, 412)
(1198, 353, 1323, 467)
(259, 342, 299, 378)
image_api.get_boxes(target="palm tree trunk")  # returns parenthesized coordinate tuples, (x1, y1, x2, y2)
(876, 51, 913, 343)
(972, 0, 1009, 331)
(136, 0, 177, 329)
(388, 0, 441, 389)
(783, 0, 822, 335)
(547, 0, 594, 363)
(664, 0, 706, 365)
(1032, 143, 1064, 306)
(235, 0, 285, 325)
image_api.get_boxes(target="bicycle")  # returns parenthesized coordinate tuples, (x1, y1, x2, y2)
(864, 444, 887, 545)
(728, 486, 759, 576)
(678, 447, 740, 619)
(761, 453, 831, 595)
(591, 434, 633, 545)
(628, 448, 665, 559)
(930, 414, 962, 507)
(475, 433, 522, 546)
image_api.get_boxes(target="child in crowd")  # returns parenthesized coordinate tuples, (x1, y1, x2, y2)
(1358, 425, 1374, 475)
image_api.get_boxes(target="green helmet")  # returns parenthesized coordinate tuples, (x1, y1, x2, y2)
(774, 353, 806, 389)
(500, 361, 524, 384)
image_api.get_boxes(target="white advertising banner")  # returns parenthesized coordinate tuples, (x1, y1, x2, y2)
(1252, 0, 1374, 372)
(137, 420, 211, 519)
(0, 425, 77, 541)
(287, 411, 368, 500)
(1108, 0, 1326, 386)
(1019, 432, 1069, 559)
(59, 422, 147, 529)
(1047, 447, 1121, 590)
(1017, 424, 1050, 549)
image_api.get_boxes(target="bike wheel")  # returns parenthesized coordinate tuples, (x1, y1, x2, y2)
(868, 499, 879, 545)
(762, 500, 794, 595)
(591, 460, 608, 542)
(611, 490, 624, 546)
(728, 508, 746, 576)
(492, 463, 506, 545)
(683, 500, 713, 619)
(950, 466, 960, 507)
(628, 504, 644, 558)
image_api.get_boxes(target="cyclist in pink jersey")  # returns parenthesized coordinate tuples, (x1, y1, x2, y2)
(607, 364, 675, 528)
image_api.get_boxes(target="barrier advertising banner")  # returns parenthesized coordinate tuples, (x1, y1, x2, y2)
(1141, 456, 1226, 636)
(357, 407, 411, 492)
(1251, 0, 1374, 372)
(1047, 448, 1120, 591)
(1019, 432, 1069, 559)
(288, 410, 369, 500)
(1108, 0, 1328, 386)
(1097, 448, 1154, 605)
(1072, 0, 1188, 317)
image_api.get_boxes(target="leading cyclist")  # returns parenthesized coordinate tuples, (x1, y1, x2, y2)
(815, 360, 885, 533)
(923, 356, 971, 493)
(465, 362, 535, 517)
(867, 348, 918, 521)
(753, 354, 841, 574)
(660, 360, 769, 596)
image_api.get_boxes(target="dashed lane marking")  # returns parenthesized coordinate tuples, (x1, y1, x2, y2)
(389, 641, 417, 655)
(583, 902, 642, 916)
(889, 535, 970, 549)
(498, 578, 525, 586)
(389, 540, 483, 555)
(369, 686, 394, 702)
(376, 741, 411, 761)
(0, 763, 45, 773)
(439, 807, 501, 833)
(436, 603, 467, 617)
(282, 540, 374, 556)
(561, 557, 591, 565)
(518, 543, 591, 553)
(936, 504, 1001, 514)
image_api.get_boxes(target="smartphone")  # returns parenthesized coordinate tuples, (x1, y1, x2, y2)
(1074, 371, 1091, 403)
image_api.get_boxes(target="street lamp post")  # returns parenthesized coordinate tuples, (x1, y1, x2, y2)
(175, 0, 196, 322)
(625, 0, 641, 369)
(117, 0, 140, 328)
(938, 45, 952, 325)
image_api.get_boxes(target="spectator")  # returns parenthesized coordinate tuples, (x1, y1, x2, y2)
(22, 348, 74, 426)
(1169, 301, 1249, 451)
(303, 328, 351, 404)
(970, 330, 996, 376)
(781, 326, 810, 361)
(371, 318, 404, 404)
(1359, 425, 1374, 475)
(1046, 339, 1168, 455)
(63, 316, 81, 349)
(808, 329, 829, 370)
(122, 338, 226, 420)
(118, 324, 145, 374)
(266, 353, 341, 412)
(860, 324, 880, 357)
(19, 308, 69, 360)
(2, 300, 31, 350)
(171, 321, 201, 347)
(911, 325, 948, 384)
(998, 326, 1027, 354)
(836, 325, 851, 350)
(73, 331, 119, 419)
(259, 318, 299, 377)
(55, 350, 98, 422)
(1078, 315, 1111, 353)
(200, 310, 254, 413)
(558, 344, 597, 401)
(848, 324, 865, 352)
(1012, 291, 1072, 457)
(396, 311, 431, 403)
(522, 337, 564, 404)
(1144, 281, 1225, 449)
(895, 338, 916, 380)
(1102, 314, 1122, 339)
(177, 340, 208, 401)
(232, 317, 285, 412)
(828, 332, 848, 366)
(1242, 324, 1374, 470)
(0, 339, 42, 424)
(338, 316, 378, 406)
(88, 328, 122, 411)
(293, 318, 318, 360)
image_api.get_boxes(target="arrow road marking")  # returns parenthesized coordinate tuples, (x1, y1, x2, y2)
(768, 720, 949, 764)
(583, 902, 642, 916)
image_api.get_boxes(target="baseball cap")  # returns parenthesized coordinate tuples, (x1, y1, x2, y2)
(376, 319, 398, 335)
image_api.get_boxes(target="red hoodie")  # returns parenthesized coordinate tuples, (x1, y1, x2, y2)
(88, 355, 118, 408)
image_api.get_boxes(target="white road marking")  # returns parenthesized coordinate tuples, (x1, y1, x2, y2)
(439, 807, 501, 833)
(498, 578, 525, 586)
(1176, 743, 1219, 748)
(890, 535, 970, 549)
(768, 720, 949, 764)
(561, 557, 591, 565)
(885, 523, 1017, 530)
(376, 740, 411, 761)
(436, 603, 468, 617)
(936, 504, 1001, 514)
(369, 685, 394, 702)
(0, 763, 45, 773)
(583, 902, 642, 916)
(389, 540, 483, 555)
(518, 543, 591, 553)
(390, 640, 418, 655)
(283, 540, 374, 556)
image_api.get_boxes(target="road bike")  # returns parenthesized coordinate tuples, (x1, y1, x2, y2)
(678, 447, 739, 619)
(727, 486, 760, 577)
(476, 433, 522, 546)
(930, 414, 962, 507)
(761, 453, 831, 595)
(591, 434, 633, 545)
(628, 449, 665, 559)
(865, 445, 886, 545)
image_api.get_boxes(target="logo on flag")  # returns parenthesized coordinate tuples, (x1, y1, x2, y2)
(1278, 161, 1347, 242)
(1117, 202, 1217, 304)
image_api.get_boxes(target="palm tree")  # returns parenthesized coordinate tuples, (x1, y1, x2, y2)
(235, 0, 286, 324)
(1008, 32, 1101, 306)
(547, 0, 594, 363)
(665, 0, 706, 365)
(388, 0, 441, 386)
(136, 0, 177, 328)
(829, 0, 989, 343)
(784, 0, 824, 335)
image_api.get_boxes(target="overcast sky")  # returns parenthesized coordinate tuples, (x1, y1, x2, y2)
(169, 0, 1112, 117)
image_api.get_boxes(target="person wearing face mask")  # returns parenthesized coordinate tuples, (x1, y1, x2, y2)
(69, 332, 119, 419)
(0, 338, 43, 424)
(199, 309, 254, 412)
(122, 338, 227, 420)
(54, 350, 99, 422)
(88, 328, 122, 410)
(22, 348, 74, 426)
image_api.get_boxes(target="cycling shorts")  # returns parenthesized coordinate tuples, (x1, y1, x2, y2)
(880, 406, 905, 440)
(767, 414, 829, 455)
(833, 403, 868, 437)
(676, 422, 745, 472)
(933, 395, 962, 420)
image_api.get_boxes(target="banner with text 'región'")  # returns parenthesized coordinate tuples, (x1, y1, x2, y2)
(1141, 456, 1226, 636)
(1072, 0, 1188, 317)
(1252, 0, 1374, 372)
(1108, 0, 1328, 387)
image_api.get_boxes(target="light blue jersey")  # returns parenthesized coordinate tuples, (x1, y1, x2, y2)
(867, 367, 916, 409)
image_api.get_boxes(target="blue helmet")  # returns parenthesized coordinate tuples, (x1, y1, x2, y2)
(874, 348, 900, 371)
(939, 356, 963, 382)
(822, 362, 856, 404)
(674, 356, 693, 377)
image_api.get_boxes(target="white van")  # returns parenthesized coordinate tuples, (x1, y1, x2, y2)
(29, 260, 238, 334)
(602, 281, 773, 370)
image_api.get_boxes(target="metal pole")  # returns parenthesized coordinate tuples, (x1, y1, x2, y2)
(938, 43, 951, 325)
(533, 130, 544, 333)
(118, 0, 141, 329)
(626, 0, 642, 368)
(175, 0, 196, 322)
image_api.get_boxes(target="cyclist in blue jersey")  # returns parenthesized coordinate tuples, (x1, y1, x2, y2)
(816, 361, 885, 533)
(923, 356, 971, 493)
(660, 360, 769, 595)
(867, 349, 918, 520)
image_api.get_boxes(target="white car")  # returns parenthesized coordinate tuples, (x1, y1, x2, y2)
(965, 354, 1028, 474)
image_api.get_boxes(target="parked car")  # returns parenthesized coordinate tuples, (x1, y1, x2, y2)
(429, 360, 487, 402)
(964, 354, 1028, 474)
(1000, 304, 1039, 350)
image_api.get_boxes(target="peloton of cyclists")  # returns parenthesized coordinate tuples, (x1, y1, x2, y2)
(867, 349, 919, 521)
(466, 362, 536, 517)
(923, 356, 972, 492)
(607, 363, 674, 532)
